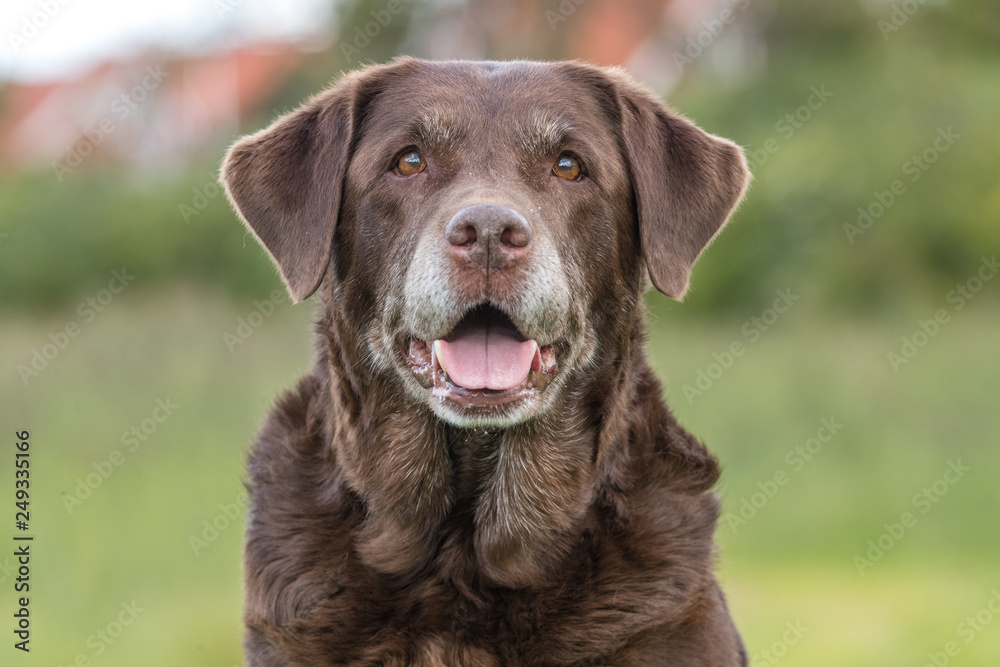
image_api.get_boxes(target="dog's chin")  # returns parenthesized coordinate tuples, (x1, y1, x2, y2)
(397, 304, 563, 428)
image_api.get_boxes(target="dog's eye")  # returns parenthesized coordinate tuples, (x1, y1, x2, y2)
(553, 154, 582, 181)
(395, 150, 426, 177)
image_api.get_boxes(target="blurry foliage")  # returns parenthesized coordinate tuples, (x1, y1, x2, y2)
(1, 0, 998, 315)
(669, 0, 1000, 316)
(0, 169, 280, 307)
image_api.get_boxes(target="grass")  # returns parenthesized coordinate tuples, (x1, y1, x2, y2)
(1, 287, 998, 666)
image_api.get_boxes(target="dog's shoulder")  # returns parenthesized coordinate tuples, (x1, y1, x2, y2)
(242, 371, 362, 623)
(621, 363, 722, 495)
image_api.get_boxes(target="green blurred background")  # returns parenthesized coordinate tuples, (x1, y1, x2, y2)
(1, 0, 999, 665)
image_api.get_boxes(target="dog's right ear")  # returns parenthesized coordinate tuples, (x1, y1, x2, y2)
(220, 79, 357, 303)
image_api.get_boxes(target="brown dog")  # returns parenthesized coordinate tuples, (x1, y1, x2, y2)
(221, 57, 749, 666)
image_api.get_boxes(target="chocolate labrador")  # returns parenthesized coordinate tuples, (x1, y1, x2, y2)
(221, 57, 750, 666)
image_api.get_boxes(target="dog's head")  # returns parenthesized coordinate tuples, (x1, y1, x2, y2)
(222, 58, 748, 428)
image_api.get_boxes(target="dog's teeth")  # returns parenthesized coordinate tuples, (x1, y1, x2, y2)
(432, 340, 447, 378)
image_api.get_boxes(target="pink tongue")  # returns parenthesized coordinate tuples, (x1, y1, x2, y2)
(437, 324, 536, 391)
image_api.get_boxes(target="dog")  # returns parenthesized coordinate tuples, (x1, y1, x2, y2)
(221, 57, 750, 666)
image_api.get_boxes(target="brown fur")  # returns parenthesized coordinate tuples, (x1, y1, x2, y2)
(222, 58, 750, 666)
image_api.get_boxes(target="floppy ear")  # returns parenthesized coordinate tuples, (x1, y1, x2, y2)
(220, 80, 356, 303)
(616, 81, 750, 300)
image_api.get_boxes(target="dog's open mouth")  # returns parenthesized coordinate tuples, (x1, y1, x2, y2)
(405, 304, 558, 408)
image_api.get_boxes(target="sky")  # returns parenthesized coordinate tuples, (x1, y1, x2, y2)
(1, 0, 334, 81)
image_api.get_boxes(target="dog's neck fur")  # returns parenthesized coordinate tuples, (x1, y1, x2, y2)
(241, 293, 728, 663)
(310, 291, 718, 590)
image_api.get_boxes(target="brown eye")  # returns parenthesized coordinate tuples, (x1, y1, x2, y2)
(395, 150, 425, 176)
(553, 154, 582, 181)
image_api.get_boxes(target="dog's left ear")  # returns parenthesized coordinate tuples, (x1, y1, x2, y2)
(616, 79, 750, 300)
(220, 78, 358, 303)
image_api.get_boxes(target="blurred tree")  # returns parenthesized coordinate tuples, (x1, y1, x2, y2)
(1, 0, 997, 317)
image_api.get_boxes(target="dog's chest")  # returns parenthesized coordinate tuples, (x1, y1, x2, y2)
(308, 576, 594, 666)
(243, 376, 730, 665)
(273, 528, 684, 667)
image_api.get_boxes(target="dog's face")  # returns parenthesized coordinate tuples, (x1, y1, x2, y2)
(223, 58, 748, 428)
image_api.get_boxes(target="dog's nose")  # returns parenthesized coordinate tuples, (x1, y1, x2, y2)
(445, 204, 532, 270)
